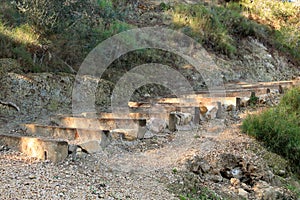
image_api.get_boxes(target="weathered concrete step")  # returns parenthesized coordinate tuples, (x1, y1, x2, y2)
(51, 117, 147, 139)
(110, 129, 145, 141)
(97, 112, 173, 124)
(127, 106, 201, 125)
(98, 112, 148, 119)
(128, 97, 236, 116)
(0, 134, 68, 163)
(53, 112, 169, 124)
(21, 124, 110, 146)
(181, 78, 300, 97)
(155, 97, 237, 106)
(224, 78, 300, 88)
(55, 117, 146, 129)
(55, 112, 149, 120)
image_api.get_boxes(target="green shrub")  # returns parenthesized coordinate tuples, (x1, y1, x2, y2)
(13, 0, 102, 34)
(242, 87, 300, 172)
(0, 0, 133, 72)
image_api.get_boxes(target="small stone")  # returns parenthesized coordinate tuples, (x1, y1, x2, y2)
(238, 188, 248, 199)
(230, 178, 240, 187)
(200, 105, 208, 114)
(206, 106, 218, 119)
(241, 183, 253, 192)
(200, 160, 211, 173)
(277, 170, 286, 177)
(147, 118, 167, 133)
(189, 156, 211, 174)
(28, 175, 36, 179)
(68, 144, 77, 154)
(240, 97, 250, 107)
(210, 174, 223, 183)
(180, 113, 193, 125)
(226, 104, 234, 111)
(175, 112, 193, 126)
(246, 163, 256, 173)
(78, 141, 102, 154)
(231, 167, 243, 179)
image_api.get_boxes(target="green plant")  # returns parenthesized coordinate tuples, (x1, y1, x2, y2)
(170, 0, 300, 63)
(286, 183, 300, 198)
(12, 46, 35, 70)
(242, 0, 300, 64)
(0, 0, 134, 73)
(13, 0, 102, 34)
(172, 168, 178, 173)
(171, 3, 237, 56)
(249, 92, 259, 106)
(159, 2, 172, 11)
(242, 86, 300, 173)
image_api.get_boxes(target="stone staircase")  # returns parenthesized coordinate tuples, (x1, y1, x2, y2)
(1, 78, 299, 163)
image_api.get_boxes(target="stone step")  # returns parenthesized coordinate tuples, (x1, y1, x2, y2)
(54, 112, 149, 120)
(50, 117, 147, 139)
(0, 134, 68, 163)
(128, 97, 236, 109)
(155, 97, 237, 107)
(181, 78, 300, 97)
(98, 112, 148, 119)
(53, 112, 170, 126)
(21, 124, 110, 146)
(53, 117, 146, 129)
(225, 78, 300, 88)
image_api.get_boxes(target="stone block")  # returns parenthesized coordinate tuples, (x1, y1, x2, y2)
(0, 134, 68, 163)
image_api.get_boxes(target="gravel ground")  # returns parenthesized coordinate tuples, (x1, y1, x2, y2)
(0, 111, 297, 200)
(0, 118, 228, 200)
(0, 148, 178, 199)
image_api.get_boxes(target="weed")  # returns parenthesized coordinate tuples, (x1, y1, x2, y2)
(249, 92, 259, 106)
(287, 184, 300, 197)
(172, 168, 178, 173)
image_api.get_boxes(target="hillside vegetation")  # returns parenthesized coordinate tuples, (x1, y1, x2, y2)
(171, 0, 300, 60)
(0, 0, 299, 73)
(242, 86, 300, 173)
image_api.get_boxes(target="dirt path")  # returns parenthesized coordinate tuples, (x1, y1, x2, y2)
(0, 118, 246, 199)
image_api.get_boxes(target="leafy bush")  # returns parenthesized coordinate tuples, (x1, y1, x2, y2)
(0, 0, 133, 72)
(13, 0, 101, 34)
(242, 87, 300, 172)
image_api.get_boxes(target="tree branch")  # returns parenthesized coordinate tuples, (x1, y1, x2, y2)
(0, 100, 20, 112)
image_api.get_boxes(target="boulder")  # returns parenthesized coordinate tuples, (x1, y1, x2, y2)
(188, 156, 211, 175)
(175, 112, 193, 125)
(206, 106, 218, 119)
(240, 97, 250, 107)
(200, 105, 208, 115)
(147, 117, 167, 133)
(238, 188, 248, 199)
(78, 141, 102, 154)
(226, 104, 234, 111)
